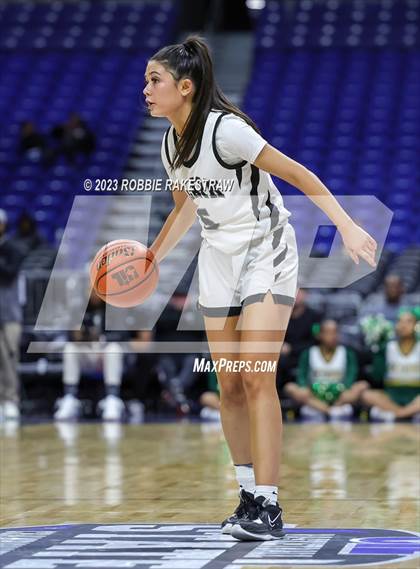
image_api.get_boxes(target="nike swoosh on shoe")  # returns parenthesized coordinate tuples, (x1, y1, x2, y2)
(268, 513, 281, 527)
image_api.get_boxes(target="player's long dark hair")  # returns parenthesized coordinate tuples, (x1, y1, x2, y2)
(150, 35, 261, 170)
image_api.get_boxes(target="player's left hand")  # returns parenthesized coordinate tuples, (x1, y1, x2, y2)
(339, 221, 378, 267)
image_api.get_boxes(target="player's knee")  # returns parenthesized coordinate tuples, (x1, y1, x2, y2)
(241, 368, 276, 397)
(284, 382, 297, 396)
(218, 373, 246, 406)
(286, 384, 310, 403)
(360, 388, 376, 405)
(284, 381, 309, 400)
(200, 391, 220, 409)
(353, 380, 369, 391)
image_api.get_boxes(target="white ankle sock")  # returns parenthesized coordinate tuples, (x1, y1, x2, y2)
(254, 485, 278, 505)
(234, 463, 255, 494)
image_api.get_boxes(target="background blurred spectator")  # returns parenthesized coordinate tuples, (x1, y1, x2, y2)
(125, 329, 159, 412)
(359, 274, 406, 323)
(0, 209, 25, 421)
(19, 121, 48, 164)
(14, 212, 45, 256)
(54, 290, 124, 421)
(155, 292, 204, 414)
(199, 368, 221, 421)
(284, 319, 368, 420)
(51, 112, 96, 165)
(361, 310, 420, 421)
(277, 288, 321, 383)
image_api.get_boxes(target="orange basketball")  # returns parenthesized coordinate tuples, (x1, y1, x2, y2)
(90, 239, 159, 308)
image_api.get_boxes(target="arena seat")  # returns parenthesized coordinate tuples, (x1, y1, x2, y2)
(243, 0, 419, 255)
(0, 0, 177, 243)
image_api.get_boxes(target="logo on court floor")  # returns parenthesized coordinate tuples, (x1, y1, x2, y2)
(0, 524, 419, 568)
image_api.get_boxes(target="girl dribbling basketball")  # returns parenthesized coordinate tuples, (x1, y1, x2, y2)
(143, 35, 377, 541)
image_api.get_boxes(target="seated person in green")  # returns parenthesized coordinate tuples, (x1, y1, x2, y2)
(361, 310, 420, 421)
(199, 368, 220, 421)
(284, 319, 368, 419)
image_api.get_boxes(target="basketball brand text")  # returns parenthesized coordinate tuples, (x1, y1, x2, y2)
(96, 245, 135, 270)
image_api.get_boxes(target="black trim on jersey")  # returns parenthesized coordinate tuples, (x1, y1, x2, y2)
(197, 293, 295, 315)
(250, 164, 261, 220)
(274, 244, 288, 268)
(196, 207, 220, 230)
(270, 202, 280, 231)
(197, 301, 242, 317)
(265, 194, 274, 217)
(164, 126, 172, 168)
(264, 193, 280, 232)
(235, 166, 243, 187)
(272, 226, 284, 250)
(212, 112, 247, 170)
(242, 292, 295, 307)
(172, 126, 204, 168)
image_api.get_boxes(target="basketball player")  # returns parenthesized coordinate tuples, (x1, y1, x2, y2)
(143, 36, 377, 541)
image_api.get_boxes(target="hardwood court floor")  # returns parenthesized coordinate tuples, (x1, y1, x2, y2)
(1, 421, 419, 568)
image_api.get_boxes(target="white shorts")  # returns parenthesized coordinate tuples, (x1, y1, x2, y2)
(197, 222, 298, 317)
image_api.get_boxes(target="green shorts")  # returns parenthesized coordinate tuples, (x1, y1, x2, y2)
(385, 386, 419, 407)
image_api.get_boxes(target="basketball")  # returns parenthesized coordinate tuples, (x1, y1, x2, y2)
(90, 239, 159, 308)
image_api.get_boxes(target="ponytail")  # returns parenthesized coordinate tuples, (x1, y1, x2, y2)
(150, 35, 260, 170)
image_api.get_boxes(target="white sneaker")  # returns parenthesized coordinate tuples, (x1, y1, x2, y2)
(100, 395, 125, 421)
(126, 400, 145, 423)
(4, 401, 20, 421)
(200, 406, 221, 422)
(200, 407, 220, 421)
(300, 405, 326, 421)
(370, 406, 395, 422)
(54, 394, 81, 421)
(329, 404, 353, 420)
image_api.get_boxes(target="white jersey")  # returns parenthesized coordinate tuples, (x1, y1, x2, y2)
(161, 110, 291, 255)
(308, 345, 347, 384)
(385, 340, 420, 387)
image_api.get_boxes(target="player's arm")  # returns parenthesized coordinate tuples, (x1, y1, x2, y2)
(149, 185, 197, 263)
(253, 144, 377, 267)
